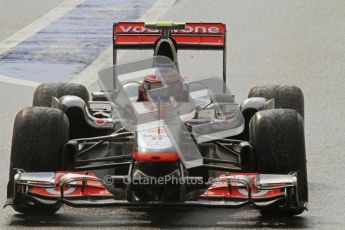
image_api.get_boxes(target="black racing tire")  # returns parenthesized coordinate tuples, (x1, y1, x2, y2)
(33, 83, 89, 107)
(249, 109, 308, 216)
(7, 107, 69, 214)
(62, 83, 90, 103)
(32, 83, 64, 107)
(248, 85, 304, 118)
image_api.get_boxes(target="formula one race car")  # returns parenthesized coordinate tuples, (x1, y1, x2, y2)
(6, 22, 308, 216)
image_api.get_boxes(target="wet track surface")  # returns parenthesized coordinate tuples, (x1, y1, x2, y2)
(5, 207, 311, 229)
(1, 0, 345, 229)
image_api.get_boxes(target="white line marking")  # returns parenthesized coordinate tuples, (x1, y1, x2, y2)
(0, 0, 174, 88)
(0, 0, 84, 87)
(0, 0, 84, 59)
(0, 74, 40, 87)
(71, 0, 176, 87)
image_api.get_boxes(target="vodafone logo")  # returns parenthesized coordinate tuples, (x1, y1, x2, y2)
(119, 26, 159, 33)
(118, 25, 221, 34)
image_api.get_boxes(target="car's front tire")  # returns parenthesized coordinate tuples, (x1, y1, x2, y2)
(7, 107, 69, 214)
(249, 109, 308, 216)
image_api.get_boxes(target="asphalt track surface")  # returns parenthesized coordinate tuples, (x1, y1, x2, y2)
(1, 0, 345, 229)
(0, 0, 65, 41)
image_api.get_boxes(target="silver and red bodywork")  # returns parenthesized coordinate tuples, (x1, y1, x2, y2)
(113, 22, 225, 49)
(6, 21, 303, 212)
(11, 170, 298, 209)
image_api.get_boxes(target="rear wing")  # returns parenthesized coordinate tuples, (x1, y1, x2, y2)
(113, 22, 227, 82)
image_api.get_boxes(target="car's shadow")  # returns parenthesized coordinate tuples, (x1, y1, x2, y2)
(7, 207, 310, 229)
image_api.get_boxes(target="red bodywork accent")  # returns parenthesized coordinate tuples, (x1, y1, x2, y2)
(31, 172, 113, 198)
(95, 119, 105, 125)
(202, 173, 284, 200)
(114, 22, 225, 48)
(29, 172, 284, 201)
(133, 151, 180, 162)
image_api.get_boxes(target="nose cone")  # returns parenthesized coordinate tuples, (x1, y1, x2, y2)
(135, 127, 179, 162)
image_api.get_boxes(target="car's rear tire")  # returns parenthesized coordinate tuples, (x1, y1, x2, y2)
(249, 109, 308, 216)
(7, 107, 69, 214)
(33, 83, 89, 107)
(248, 85, 304, 118)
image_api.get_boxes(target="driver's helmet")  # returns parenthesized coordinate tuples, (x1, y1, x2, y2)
(137, 68, 184, 102)
(137, 72, 161, 102)
(143, 74, 163, 91)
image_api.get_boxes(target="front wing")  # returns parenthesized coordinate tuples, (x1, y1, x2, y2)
(6, 171, 305, 210)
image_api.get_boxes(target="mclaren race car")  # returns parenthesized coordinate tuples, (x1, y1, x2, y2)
(5, 22, 308, 216)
